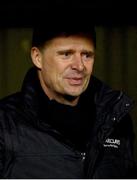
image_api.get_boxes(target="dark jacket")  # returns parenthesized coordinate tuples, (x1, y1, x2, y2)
(0, 67, 136, 178)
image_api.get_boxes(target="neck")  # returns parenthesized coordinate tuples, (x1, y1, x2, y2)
(52, 95, 79, 106)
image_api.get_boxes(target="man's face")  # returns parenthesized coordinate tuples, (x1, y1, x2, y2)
(32, 35, 95, 101)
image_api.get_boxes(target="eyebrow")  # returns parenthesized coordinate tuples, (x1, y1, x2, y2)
(81, 50, 95, 55)
(57, 49, 74, 54)
(57, 49, 95, 54)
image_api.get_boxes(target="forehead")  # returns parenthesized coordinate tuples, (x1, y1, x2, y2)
(44, 35, 95, 50)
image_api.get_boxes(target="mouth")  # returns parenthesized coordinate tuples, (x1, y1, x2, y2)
(66, 77, 83, 85)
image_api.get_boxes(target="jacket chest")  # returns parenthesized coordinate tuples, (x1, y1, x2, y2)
(3, 125, 85, 178)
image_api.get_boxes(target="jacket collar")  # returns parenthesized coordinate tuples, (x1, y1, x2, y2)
(21, 67, 134, 126)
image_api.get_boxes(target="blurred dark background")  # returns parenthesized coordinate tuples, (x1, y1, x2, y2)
(0, 1, 137, 161)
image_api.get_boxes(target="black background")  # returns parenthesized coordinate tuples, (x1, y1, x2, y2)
(0, 1, 137, 27)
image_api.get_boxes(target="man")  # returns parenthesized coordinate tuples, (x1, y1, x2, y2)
(0, 23, 136, 178)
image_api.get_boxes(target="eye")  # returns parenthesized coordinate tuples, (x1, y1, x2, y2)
(64, 51, 72, 57)
(58, 50, 73, 59)
(82, 52, 95, 60)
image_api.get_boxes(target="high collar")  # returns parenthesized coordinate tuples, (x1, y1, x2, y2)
(21, 67, 97, 151)
(20, 66, 135, 150)
(21, 66, 134, 122)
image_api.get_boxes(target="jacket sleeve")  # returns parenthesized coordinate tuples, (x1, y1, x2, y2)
(92, 114, 137, 178)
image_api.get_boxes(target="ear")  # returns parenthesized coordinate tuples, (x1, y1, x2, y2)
(31, 47, 42, 69)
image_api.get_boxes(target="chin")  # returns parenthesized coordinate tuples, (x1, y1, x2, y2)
(63, 85, 87, 97)
(66, 90, 83, 97)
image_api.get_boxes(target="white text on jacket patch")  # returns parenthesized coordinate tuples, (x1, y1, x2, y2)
(103, 138, 120, 148)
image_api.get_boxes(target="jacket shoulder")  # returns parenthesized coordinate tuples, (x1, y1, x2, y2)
(0, 92, 22, 128)
(0, 92, 22, 111)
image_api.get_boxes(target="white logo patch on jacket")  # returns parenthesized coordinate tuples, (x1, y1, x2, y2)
(103, 138, 120, 148)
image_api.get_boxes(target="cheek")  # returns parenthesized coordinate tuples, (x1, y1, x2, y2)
(85, 61, 94, 74)
(42, 59, 56, 75)
(54, 62, 69, 75)
(43, 62, 64, 83)
(42, 56, 70, 80)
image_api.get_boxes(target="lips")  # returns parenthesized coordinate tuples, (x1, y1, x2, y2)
(66, 77, 83, 85)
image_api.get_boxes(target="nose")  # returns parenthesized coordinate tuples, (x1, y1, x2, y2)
(71, 54, 85, 72)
